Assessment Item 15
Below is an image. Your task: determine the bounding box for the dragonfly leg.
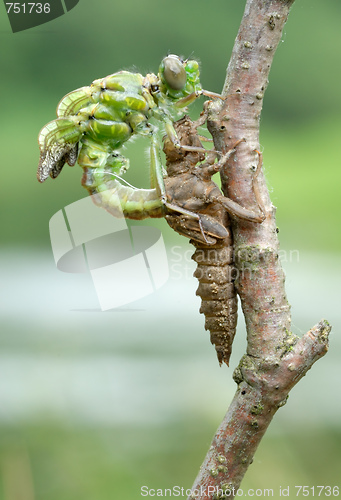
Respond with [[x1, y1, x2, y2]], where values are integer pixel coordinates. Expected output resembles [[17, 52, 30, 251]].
[[174, 88, 224, 110], [149, 132, 167, 199], [148, 130, 216, 244], [210, 149, 266, 223], [163, 117, 217, 155]]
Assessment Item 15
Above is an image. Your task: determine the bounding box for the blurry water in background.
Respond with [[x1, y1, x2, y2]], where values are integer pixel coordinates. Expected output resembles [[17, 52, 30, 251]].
[[1, 246, 340, 429], [1, 246, 340, 499]]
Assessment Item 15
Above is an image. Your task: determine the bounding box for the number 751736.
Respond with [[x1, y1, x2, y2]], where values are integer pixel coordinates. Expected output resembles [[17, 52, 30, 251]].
[[6, 3, 51, 14]]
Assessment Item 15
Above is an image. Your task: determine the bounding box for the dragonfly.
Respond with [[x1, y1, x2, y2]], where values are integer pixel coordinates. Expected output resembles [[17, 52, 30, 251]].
[[37, 54, 222, 223]]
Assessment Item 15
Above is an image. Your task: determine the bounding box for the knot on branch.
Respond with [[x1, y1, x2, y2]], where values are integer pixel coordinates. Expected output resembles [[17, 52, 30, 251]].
[[232, 320, 330, 409], [233, 354, 282, 393]]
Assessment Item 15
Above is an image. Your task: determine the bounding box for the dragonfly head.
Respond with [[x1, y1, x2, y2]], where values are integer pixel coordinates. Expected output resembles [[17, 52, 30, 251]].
[[158, 55, 202, 101]]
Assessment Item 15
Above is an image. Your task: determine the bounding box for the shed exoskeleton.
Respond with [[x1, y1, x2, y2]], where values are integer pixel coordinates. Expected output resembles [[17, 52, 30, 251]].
[[163, 116, 265, 365]]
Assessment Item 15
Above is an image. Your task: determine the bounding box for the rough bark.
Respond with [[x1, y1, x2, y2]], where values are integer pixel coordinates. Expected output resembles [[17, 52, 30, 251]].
[[189, 1, 331, 498]]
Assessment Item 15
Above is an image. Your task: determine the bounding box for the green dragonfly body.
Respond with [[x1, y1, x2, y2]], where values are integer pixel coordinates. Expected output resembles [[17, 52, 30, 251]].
[[37, 55, 217, 219]]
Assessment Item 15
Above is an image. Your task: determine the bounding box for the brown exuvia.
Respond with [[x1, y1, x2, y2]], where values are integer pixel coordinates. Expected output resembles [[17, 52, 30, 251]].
[[163, 115, 264, 365]]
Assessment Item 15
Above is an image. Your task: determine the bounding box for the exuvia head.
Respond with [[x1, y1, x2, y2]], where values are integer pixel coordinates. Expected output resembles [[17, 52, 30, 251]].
[[158, 54, 202, 100]]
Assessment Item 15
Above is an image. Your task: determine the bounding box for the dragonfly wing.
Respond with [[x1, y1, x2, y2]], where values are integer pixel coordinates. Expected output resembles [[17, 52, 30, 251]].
[[37, 118, 81, 182]]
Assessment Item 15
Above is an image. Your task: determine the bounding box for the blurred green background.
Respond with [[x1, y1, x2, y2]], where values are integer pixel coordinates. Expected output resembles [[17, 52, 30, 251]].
[[0, 0, 340, 499]]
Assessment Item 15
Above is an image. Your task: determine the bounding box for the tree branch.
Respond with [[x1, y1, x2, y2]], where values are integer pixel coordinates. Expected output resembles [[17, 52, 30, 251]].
[[189, 0, 331, 497]]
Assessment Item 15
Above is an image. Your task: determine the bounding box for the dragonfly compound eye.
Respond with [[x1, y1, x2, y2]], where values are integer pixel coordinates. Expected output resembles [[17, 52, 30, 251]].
[[162, 55, 187, 90]]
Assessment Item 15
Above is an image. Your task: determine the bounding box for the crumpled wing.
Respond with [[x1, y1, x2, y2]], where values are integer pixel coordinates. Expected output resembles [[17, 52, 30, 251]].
[[37, 118, 81, 183]]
